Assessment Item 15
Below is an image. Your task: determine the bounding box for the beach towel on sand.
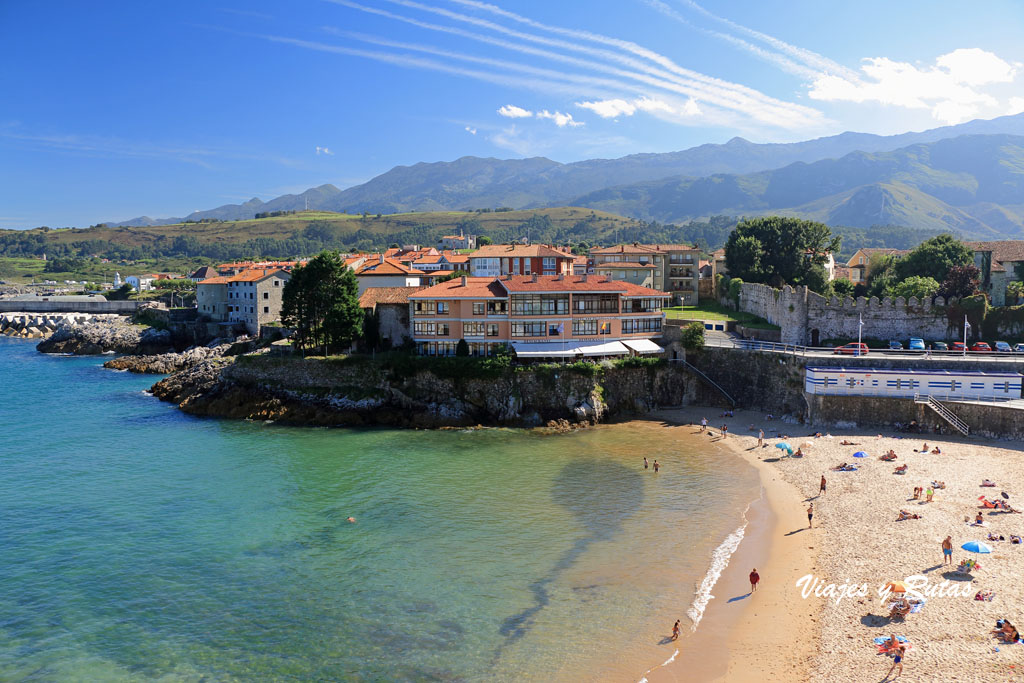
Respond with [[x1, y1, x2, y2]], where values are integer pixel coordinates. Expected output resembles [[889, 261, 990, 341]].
[[874, 636, 909, 645]]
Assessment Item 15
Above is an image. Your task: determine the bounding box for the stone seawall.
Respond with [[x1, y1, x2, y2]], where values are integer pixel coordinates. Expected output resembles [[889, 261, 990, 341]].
[[150, 355, 699, 428], [1, 312, 122, 339], [806, 394, 1024, 441], [0, 300, 140, 314]]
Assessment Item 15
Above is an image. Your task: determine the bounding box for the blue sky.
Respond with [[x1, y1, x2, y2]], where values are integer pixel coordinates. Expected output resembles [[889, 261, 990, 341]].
[[2, 0, 1024, 228]]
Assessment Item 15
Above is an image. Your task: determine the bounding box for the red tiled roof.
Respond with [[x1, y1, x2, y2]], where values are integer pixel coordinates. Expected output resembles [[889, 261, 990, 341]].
[[469, 244, 574, 259], [966, 241, 1024, 270], [355, 258, 426, 276], [410, 277, 507, 299], [499, 275, 667, 295], [359, 286, 419, 307], [594, 261, 657, 269], [590, 243, 698, 255], [198, 275, 233, 285], [229, 268, 289, 283]]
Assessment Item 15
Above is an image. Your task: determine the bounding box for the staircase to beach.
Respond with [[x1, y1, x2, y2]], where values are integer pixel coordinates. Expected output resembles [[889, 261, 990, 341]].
[[914, 394, 970, 436]]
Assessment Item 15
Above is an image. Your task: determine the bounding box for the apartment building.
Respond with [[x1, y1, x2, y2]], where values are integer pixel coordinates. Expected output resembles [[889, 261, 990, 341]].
[[408, 274, 668, 358], [353, 256, 426, 294], [467, 244, 575, 278], [196, 268, 290, 334], [590, 243, 701, 305]]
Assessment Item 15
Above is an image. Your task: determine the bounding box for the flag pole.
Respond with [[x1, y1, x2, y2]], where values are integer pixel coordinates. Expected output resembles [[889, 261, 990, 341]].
[[963, 314, 968, 356], [857, 313, 863, 356]]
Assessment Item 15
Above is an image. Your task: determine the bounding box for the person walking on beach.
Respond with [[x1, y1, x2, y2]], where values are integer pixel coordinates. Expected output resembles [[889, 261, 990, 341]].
[[671, 619, 680, 640], [757, 429, 764, 447], [942, 535, 953, 565], [700, 417, 707, 432], [653, 460, 660, 473], [749, 568, 760, 593], [807, 503, 814, 528], [644, 457, 649, 470], [885, 643, 906, 679], [820, 475, 827, 496], [721, 424, 728, 438]]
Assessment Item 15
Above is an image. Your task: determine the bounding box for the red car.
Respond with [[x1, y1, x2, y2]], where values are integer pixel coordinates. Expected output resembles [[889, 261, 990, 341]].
[[970, 342, 993, 352], [833, 343, 869, 356], [951, 342, 967, 352]]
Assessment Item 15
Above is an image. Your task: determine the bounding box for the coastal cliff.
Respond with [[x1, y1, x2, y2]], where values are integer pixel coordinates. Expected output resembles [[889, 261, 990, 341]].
[[37, 318, 173, 355], [149, 354, 699, 428]]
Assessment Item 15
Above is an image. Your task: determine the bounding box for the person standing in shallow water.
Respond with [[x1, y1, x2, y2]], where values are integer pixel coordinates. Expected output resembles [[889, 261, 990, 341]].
[[653, 460, 660, 473], [643, 457, 649, 470], [671, 619, 680, 640]]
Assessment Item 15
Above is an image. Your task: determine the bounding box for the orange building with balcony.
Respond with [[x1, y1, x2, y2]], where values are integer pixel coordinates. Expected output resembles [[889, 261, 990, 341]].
[[408, 274, 668, 358]]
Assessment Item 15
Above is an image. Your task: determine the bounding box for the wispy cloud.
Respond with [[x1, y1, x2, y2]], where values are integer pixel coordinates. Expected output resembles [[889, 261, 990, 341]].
[[498, 104, 533, 118], [464, 126, 477, 134], [809, 48, 1018, 124], [315, 145, 334, 155]]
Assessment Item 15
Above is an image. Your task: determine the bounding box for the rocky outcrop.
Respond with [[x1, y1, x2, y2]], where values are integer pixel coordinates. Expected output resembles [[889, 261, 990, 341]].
[[103, 343, 231, 373], [148, 355, 699, 428], [37, 318, 173, 355]]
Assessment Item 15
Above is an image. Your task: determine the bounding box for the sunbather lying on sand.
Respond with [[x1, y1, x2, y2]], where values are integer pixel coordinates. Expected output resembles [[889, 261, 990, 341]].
[[832, 463, 855, 471], [932, 481, 946, 489], [881, 453, 897, 461], [896, 510, 921, 521], [888, 598, 911, 618], [840, 439, 859, 445], [975, 589, 995, 601], [931, 447, 942, 454], [994, 620, 1020, 643], [982, 479, 996, 487], [1012, 535, 1023, 544], [894, 464, 908, 474], [987, 532, 1006, 541]]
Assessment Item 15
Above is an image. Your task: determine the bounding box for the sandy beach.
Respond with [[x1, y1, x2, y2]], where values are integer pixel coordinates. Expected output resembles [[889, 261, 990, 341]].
[[654, 407, 1024, 682]]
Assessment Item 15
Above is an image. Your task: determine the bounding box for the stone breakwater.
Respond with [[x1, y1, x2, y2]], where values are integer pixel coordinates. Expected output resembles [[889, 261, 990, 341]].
[[1, 312, 118, 339], [104, 343, 232, 374], [37, 318, 173, 355], [149, 355, 699, 429]]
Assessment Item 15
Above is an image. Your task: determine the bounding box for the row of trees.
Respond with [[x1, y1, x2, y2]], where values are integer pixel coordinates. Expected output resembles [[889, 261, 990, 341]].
[[863, 234, 980, 300]]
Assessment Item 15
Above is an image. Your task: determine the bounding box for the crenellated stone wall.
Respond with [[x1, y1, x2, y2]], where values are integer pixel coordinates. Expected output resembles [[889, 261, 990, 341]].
[[739, 282, 963, 345]]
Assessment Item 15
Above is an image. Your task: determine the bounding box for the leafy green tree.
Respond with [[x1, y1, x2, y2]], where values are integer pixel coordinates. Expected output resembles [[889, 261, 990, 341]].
[[680, 321, 705, 350], [1007, 280, 1024, 305], [830, 277, 854, 298], [455, 339, 470, 357], [281, 251, 363, 356], [477, 235, 493, 246], [437, 270, 470, 283], [723, 217, 840, 292], [891, 275, 939, 300], [865, 253, 899, 298], [894, 234, 972, 283], [937, 264, 981, 300]]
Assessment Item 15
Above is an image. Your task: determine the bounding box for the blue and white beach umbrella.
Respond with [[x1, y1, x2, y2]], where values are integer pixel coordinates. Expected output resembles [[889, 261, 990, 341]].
[[853, 451, 868, 458], [775, 442, 792, 451], [961, 541, 993, 554]]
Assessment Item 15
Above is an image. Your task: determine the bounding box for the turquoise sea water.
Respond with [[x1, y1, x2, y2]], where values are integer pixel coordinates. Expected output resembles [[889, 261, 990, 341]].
[[0, 337, 757, 681]]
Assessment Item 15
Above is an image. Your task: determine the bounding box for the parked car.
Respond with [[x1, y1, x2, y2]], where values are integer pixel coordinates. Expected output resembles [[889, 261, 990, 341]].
[[970, 342, 993, 352], [888, 340, 903, 350], [932, 341, 949, 351], [908, 338, 925, 351], [1015, 343, 1024, 353], [952, 342, 967, 352], [833, 342, 869, 356], [995, 341, 1013, 352]]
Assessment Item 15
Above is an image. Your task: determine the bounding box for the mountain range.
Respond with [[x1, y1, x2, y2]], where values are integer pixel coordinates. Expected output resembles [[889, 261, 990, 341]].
[[109, 113, 1024, 237]]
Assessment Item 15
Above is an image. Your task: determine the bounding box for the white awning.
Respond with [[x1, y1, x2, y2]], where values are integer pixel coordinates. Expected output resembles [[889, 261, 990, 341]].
[[623, 339, 664, 354], [576, 340, 630, 356], [510, 341, 577, 358]]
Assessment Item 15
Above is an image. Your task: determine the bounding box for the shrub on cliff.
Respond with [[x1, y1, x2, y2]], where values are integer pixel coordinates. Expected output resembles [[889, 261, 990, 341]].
[[681, 321, 705, 350]]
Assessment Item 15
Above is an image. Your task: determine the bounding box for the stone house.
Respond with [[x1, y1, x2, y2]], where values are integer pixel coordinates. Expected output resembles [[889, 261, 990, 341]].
[[358, 286, 417, 348], [845, 248, 909, 285], [967, 241, 1024, 306], [353, 256, 425, 294], [196, 268, 290, 334]]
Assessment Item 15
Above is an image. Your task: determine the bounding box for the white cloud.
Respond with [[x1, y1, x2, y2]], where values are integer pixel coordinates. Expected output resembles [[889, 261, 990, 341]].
[[464, 126, 477, 134], [315, 146, 334, 155], [1008, 97, 1024, 116], [809, 48, 1018, 124], [536, 110, 584, 127], [497, 104, 533, 118], [576, 98, 636, 118]]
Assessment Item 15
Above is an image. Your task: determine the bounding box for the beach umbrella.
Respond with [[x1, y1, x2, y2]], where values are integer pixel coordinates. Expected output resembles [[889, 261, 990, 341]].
[[853, 451, 868, 458], [775, 442, 792, 451], [883, 581, 908, 594], [961, 541, 993, 554]]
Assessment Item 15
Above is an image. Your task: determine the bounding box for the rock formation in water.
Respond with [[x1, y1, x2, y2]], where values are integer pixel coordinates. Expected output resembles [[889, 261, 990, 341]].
[[103, 343, 232, 373], [37, 318, 173, 355]]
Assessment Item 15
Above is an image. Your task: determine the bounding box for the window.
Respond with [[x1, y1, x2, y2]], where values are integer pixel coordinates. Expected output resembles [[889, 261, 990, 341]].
[[621, 318, 662, 333], [573, 319, 597, 336], [263, 292, 269, 299], [414, 300, 436, 314], [512, 259, 520, 274], [472, 302, 486, 315], [542, 257, 556, 273], [511, 321, 547, 337], [548, 323, 564, 336], [599, 320, 611, 335], [437, 323, 450, 336], [463, 322, 486, 336], [487, 300, 508, 314], [263, 306, 269, 314], [623, 298, 663, 313], [274, 280, 280, 286], [574, 294, 619, 313], [486, 323, 499, 337], [437, 301, 450, 314], [414, 321, 436, 336]]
